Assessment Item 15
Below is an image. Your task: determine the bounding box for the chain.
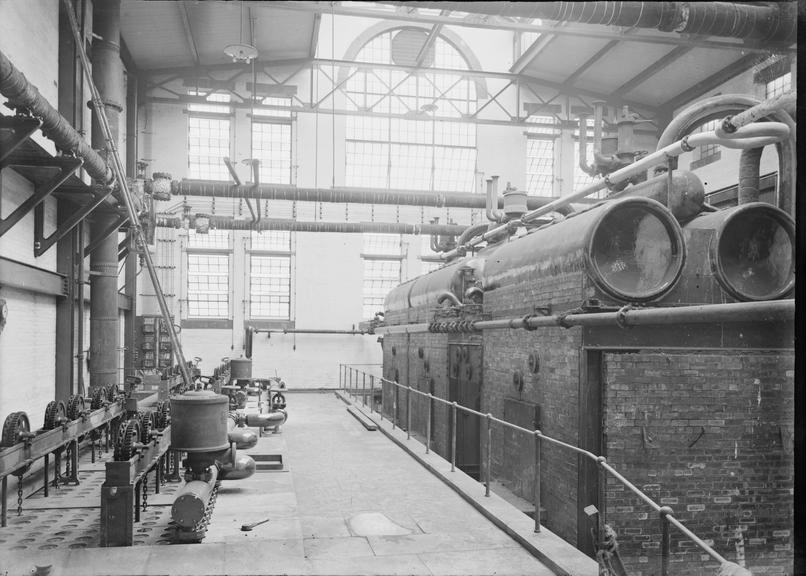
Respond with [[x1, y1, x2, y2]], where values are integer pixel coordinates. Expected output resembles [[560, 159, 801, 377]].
[[65, 444, 72, 479], [53, 450, 62, 489], [160, 456, 167, 485], [142, 473, 148, 512], [16, 477, 23, 516]]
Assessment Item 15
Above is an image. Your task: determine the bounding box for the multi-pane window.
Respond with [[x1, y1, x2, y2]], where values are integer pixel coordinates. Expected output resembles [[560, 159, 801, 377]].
[[525, 115, 558, 196], [188, 92, 231, 180], [345, 30, 477, 193], [187, 254, 229, 318], [690, 119, 720, 169], [188, 229, 229, 249], [250, 231, 291, 320], [362, 234, 402, 319], [250, 256, 291, 319], [363, 260, 401, 319], [765, 71, 791, 99], [252, 97, 292, 185]]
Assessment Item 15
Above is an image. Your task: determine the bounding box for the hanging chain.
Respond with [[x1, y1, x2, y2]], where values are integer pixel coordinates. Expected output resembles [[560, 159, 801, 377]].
[[142, 472, 149, 512], [16, 476, 23, 516], [65, 444, 72, 479], [53, 451, 62, 489]]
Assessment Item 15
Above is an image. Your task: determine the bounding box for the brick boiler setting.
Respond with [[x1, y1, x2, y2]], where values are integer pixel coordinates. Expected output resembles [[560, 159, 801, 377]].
[[0, 1, 799, 576]]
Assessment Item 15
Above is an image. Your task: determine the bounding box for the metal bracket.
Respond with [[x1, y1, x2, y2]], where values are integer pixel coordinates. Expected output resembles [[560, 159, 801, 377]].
[[0, 115, 43, 163], [0, 156, 83, 238], [84, 212, 129, 258], [34, 187, 113, 257]]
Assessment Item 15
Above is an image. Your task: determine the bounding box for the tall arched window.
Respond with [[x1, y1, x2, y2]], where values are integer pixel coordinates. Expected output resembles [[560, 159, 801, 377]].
[[344, 29, 478, 193]]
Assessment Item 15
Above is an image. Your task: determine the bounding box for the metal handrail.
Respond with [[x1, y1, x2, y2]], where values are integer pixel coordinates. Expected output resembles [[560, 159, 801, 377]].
[[339, 364, 732, 574]]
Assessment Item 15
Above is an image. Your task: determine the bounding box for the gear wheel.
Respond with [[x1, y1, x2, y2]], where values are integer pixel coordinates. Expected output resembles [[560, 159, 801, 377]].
[[139, 411, 154, 443], [91, 387, 107, 409], [67, 395, 85, 420], [114, 419, 141, 461], [2, 411, 31, 448], [43, 401, 66, 430]]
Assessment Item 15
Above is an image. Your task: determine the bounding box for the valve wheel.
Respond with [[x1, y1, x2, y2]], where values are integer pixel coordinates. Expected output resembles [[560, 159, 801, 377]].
[[271, 392, 287, 410], [114, 419, 141, 461], [43, 401, 66, 430], [67, 395, 85, 420], [91, 387, 107, 409], [1, 411, 31, 448]]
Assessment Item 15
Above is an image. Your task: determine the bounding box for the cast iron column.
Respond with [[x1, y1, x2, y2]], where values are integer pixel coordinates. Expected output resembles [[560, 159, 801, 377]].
[[89, 0, 123, 392]]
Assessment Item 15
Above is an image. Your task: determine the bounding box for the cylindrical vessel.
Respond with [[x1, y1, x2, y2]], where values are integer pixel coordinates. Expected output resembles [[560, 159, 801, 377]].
[[171, 465, 219, 529], [229, 358, 252, 381], [170, 390, 229, 452], [611, 170, 705, 222], [678, 203, 795, 302], [503, 188, 528, 219], [483, 197, 685, 303]]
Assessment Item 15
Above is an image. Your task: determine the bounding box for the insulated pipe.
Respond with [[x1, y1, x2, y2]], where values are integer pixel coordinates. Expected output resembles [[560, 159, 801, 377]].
[[375, 299, 794, 335], [380, 2, 797, 44], [0, 49, 114, 186], [244, 411, 287, 428], [654, 93, 795, 214], [578, 114, 596, 177], [436, 290, 463, 307], [89, 0, 123, 392], [217, 449, 256, 481], [485, 177, 505, 223], [171, 180, 559, 210], [253, 328, 373, 335], [738, 148, 763, 205], [455, 222, 489, 247], [156, 216, 467, 236]]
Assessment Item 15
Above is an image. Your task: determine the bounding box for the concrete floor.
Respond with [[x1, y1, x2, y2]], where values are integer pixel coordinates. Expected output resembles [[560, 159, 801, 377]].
[[1, 392, 557, 575]]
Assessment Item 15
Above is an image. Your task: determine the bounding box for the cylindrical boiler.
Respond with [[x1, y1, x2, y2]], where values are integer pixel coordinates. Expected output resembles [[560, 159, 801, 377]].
[[170, 390, 229, 452], [171, 465, 219, 529], [672, 202, 795, 302], [483, 197, 685, 303]]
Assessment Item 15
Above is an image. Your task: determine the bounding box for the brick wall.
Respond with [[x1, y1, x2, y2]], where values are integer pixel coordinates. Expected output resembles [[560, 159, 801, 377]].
[[603, 351, 794, 576]]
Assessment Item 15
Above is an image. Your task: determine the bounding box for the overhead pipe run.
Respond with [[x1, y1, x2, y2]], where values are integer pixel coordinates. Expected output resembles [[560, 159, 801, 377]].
[[380, 2, 797, 44], [170, 179, 562, 210], [156, 215, 468, 236], [0, 49, 114, 187]]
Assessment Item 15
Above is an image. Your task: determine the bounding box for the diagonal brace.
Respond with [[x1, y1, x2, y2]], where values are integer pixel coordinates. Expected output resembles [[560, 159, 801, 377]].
[[0, 116, 43, 163], [35, 187, 112, 257], [0, 157, 83, 238]]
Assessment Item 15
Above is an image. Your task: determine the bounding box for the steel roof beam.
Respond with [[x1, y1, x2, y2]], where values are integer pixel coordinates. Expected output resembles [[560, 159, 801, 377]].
[[612, 46, 692, 98], [178, 2, 200, 67]]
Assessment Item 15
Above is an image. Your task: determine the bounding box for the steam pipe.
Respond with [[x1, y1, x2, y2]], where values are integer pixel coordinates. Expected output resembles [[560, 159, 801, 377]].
[[253, 328, 374, 335], [456, 222, 489, 247], [485, 177, 505, 222], [171, 179, 560, 210], [578, 114, 596, 177], [436, 290, 463, 307], [378, 2, 796, 44], [0, 49, 115, 186], [656, 93, 795, 215], [738, 148, 763, 205], [376, 300, 794, 335], [156, 215, 467, 236]]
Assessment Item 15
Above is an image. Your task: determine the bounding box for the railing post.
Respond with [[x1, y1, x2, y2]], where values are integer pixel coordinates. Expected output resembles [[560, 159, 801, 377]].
[[450, 401, 457, 472], [426, 393, 432, 454], [392, 385, 397, 430], [363, 372, 367, 407], [339, 364, 342, 389], [349, 367, 353, 395], [485, 413, 492, 497], [370, 375, 375, 413], [533, 430, 541, 532], [379, 378, 384, 421], [660, 506, 673, 576], [406, 385, 412, 440]]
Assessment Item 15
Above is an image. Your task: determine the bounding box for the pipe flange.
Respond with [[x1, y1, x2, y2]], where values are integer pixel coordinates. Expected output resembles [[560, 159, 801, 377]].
[[616, 305, 635, 329], [555, 312, 574, 329], [522, 314, 538, 331]]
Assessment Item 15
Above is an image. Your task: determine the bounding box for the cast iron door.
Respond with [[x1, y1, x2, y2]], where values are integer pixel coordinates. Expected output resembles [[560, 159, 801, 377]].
[[448, 343, 482, 478]]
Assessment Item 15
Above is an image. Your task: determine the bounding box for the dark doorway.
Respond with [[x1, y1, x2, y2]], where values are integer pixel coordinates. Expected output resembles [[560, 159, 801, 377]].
[[577, 349, 603, 556], [448, 343, 482, 479]]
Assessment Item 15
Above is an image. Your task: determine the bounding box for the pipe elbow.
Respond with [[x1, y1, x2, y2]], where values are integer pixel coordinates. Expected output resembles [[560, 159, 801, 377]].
[[436, 290, 462, 307]]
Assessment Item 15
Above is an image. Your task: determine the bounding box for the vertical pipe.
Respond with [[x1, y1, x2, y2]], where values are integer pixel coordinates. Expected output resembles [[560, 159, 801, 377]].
[[533, 431, 541, 532], [426, 393, 432, 454], [89, 0, 123, 394], [124, 230, 137, 381], [485, 414, 492, 497], [76, 220, 86, 394], [363, 372, 366, 407], [370, 375, 375, 413], [407, 385, 412, 440], [451, 402, 457, 472]]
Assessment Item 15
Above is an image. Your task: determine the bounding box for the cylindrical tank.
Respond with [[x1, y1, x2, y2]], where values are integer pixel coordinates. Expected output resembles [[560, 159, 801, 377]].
[[483, 197, 685, 303], [680, 203, 795, 301], [503, 186, 528, 220], [611, 170, 705, 222], [171, 465, 219, 529], [170, 390, 229, 452], [229, 358, 252, 380]]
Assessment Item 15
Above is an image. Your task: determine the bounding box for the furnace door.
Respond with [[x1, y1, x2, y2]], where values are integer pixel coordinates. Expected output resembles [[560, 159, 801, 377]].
[[448, 343, 482, 479]]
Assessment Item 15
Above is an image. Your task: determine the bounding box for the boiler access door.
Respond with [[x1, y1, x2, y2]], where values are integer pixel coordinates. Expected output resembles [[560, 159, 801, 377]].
[[448, 343, 482, 479]]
